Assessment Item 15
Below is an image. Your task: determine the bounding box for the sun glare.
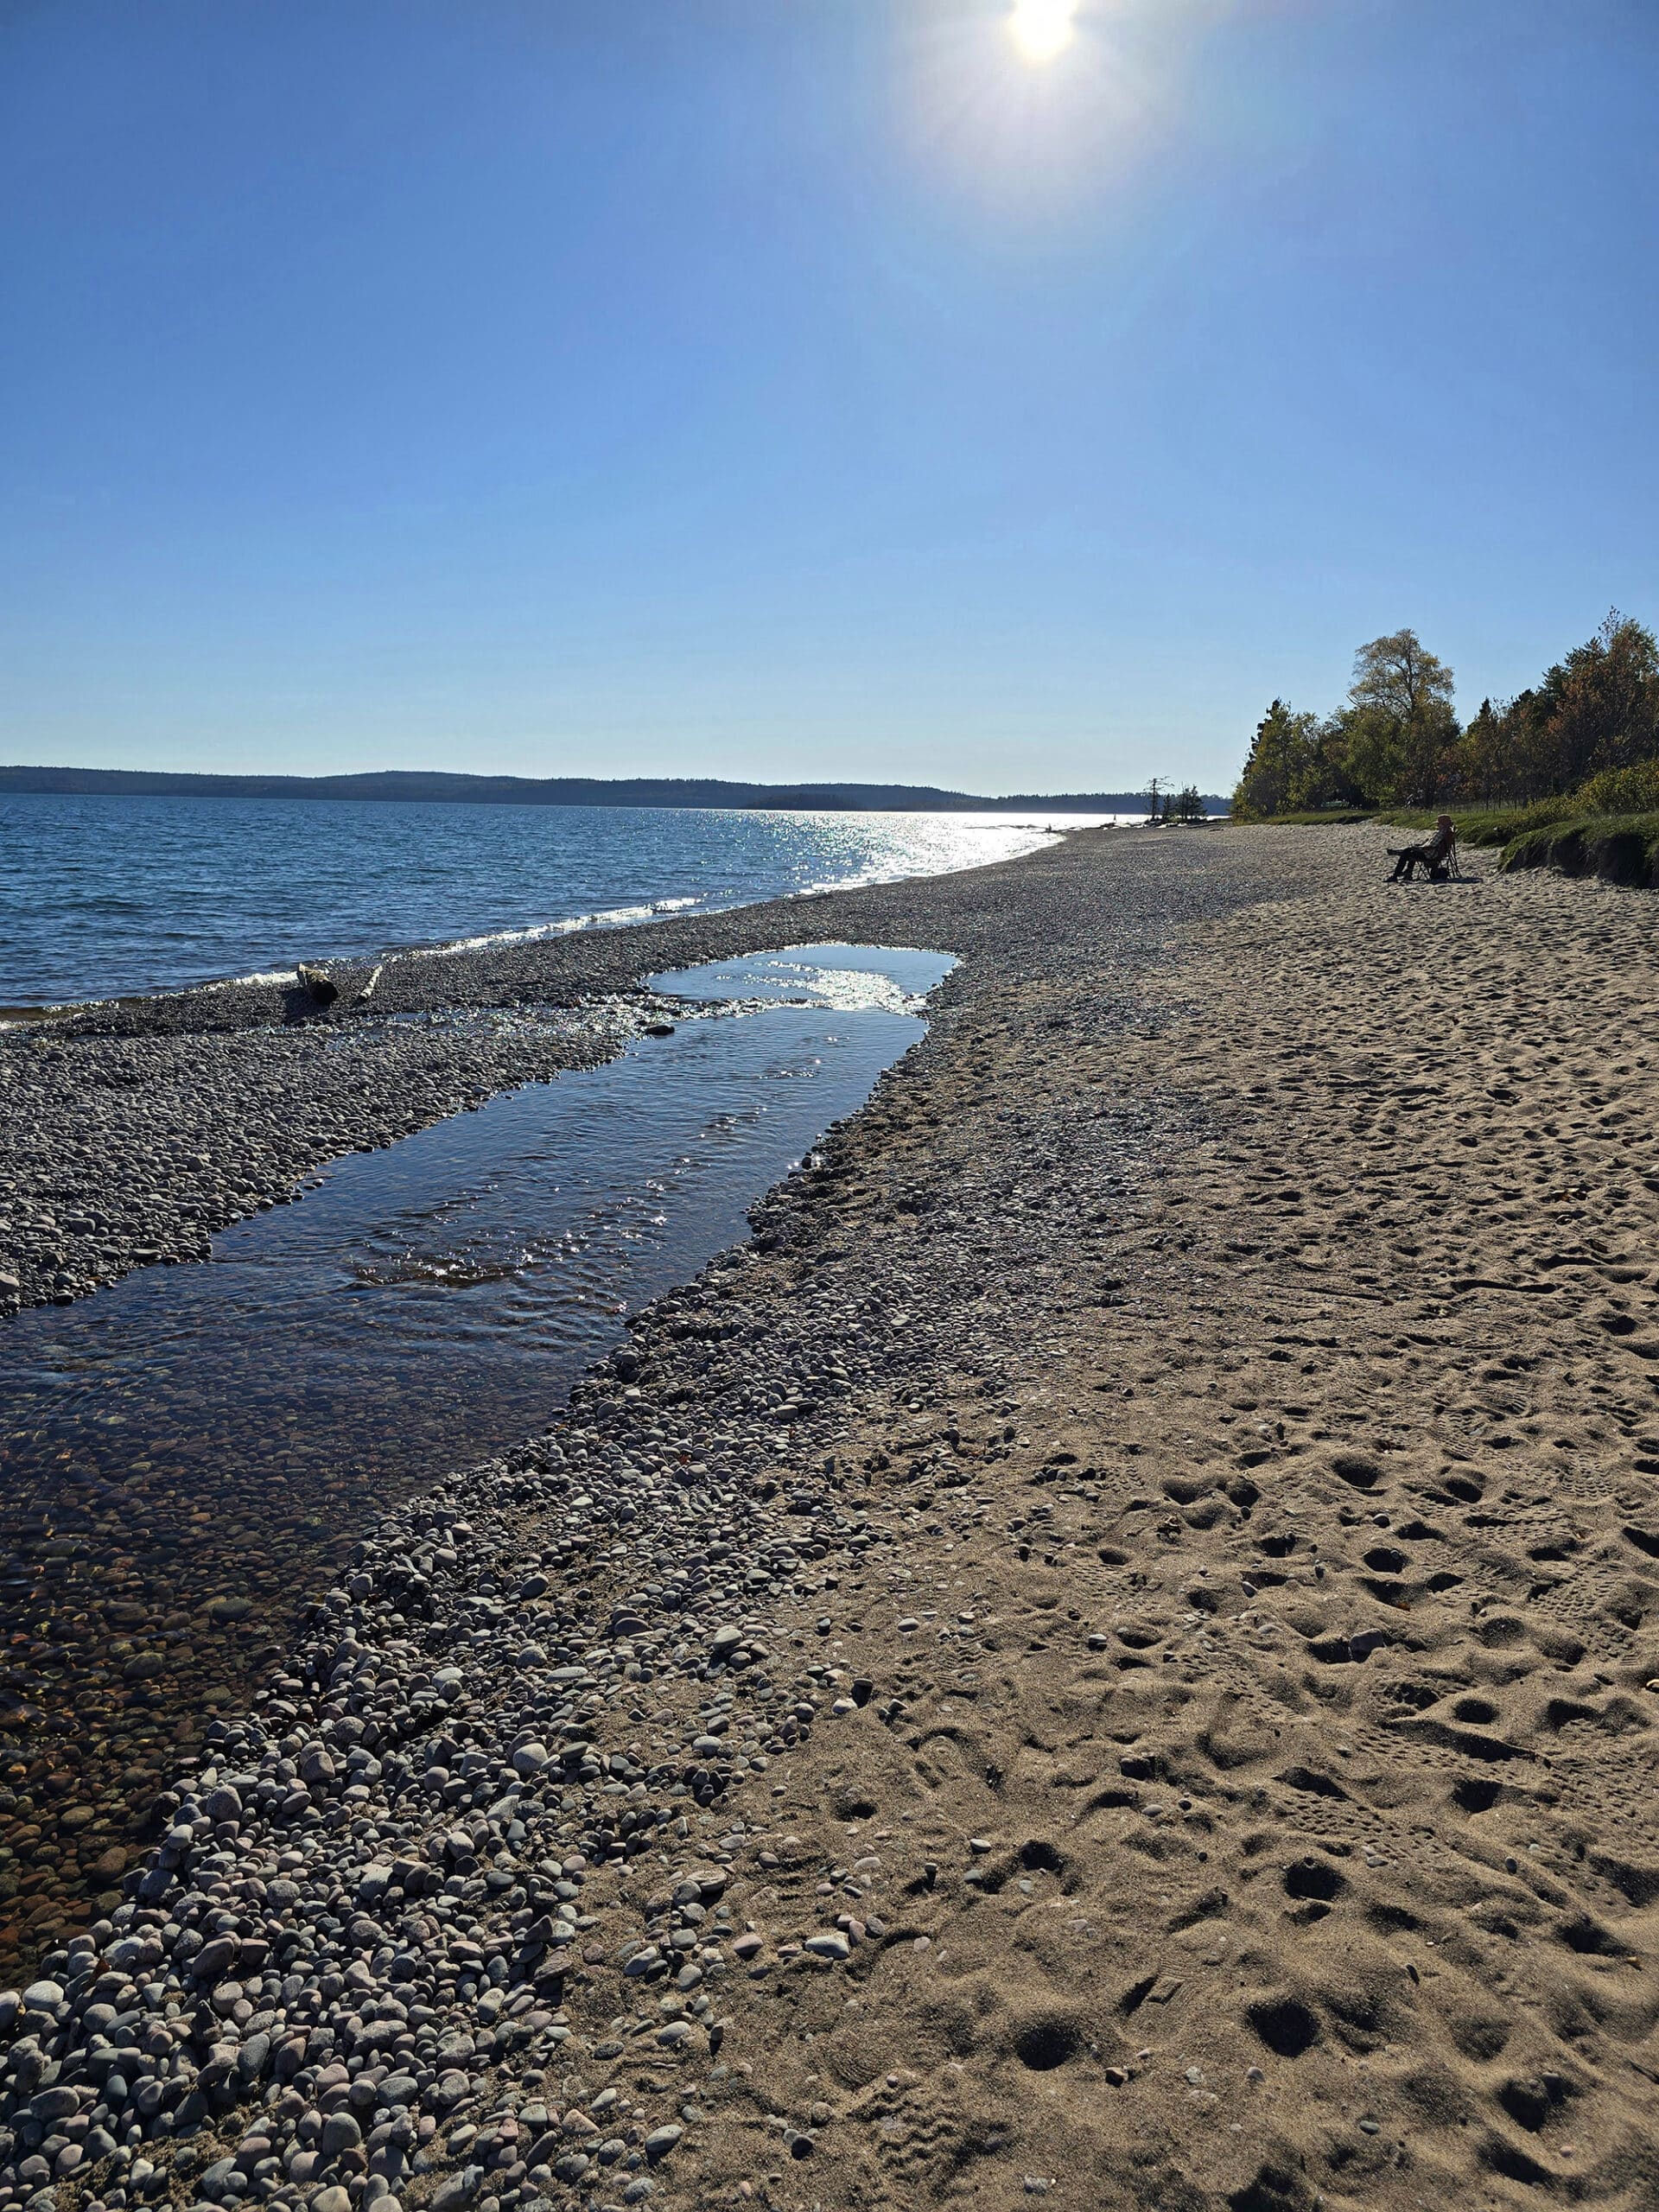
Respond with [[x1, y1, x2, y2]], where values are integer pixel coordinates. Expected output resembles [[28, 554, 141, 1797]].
[[1007, 0, 1079, 65]]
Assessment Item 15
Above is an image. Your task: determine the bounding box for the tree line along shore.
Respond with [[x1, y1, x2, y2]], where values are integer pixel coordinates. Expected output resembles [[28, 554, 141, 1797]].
[[1230, 612, 1659, 888]]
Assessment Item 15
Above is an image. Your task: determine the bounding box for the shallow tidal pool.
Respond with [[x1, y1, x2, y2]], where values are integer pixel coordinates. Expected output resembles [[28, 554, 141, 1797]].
[[0, 945, 952, 1963]]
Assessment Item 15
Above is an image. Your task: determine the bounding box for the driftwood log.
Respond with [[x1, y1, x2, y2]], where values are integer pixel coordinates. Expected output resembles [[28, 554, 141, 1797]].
[[296, 963, 339, 1007]]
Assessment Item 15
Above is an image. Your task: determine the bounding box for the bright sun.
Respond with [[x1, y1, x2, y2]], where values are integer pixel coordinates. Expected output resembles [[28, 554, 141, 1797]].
[[1007, 0, 1080, 65]]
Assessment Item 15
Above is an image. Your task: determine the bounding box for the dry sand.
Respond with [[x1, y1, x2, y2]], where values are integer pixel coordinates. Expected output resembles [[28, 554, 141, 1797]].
[[653, 825, 1659, 2212]]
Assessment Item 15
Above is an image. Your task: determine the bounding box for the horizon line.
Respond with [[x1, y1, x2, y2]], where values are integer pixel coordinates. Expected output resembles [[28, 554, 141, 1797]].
[[0, 764, 1228, 812]]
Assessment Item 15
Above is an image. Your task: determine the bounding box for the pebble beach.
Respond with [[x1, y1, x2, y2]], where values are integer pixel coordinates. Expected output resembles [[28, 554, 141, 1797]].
[[4, 822, 1659, 2212]]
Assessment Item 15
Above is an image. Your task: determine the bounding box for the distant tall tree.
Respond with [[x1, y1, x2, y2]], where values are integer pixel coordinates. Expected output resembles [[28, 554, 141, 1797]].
[[1337, 630, 1459, 805], [1231, 701, 1327, 819], [1173, 784, 1205, 823]]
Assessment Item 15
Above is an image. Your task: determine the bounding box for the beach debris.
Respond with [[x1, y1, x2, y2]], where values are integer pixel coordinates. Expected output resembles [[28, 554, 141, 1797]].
[[296, 962, 340, 1007]]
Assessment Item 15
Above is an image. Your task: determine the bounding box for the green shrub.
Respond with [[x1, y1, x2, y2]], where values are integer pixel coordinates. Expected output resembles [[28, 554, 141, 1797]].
[[1573, 760, 1659, 814]]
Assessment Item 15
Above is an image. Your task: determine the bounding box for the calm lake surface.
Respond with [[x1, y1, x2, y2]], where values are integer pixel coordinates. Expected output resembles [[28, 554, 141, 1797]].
[[0, 792, 1109, 1005]]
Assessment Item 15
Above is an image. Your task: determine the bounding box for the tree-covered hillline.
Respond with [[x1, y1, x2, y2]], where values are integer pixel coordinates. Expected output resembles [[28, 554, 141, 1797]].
[[1233, 612, 1659, 825], [0, 767, 1226, 815]]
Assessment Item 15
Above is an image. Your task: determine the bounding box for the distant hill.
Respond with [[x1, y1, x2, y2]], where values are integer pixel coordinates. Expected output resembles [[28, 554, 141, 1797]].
[[0, 765, 1225, 813]]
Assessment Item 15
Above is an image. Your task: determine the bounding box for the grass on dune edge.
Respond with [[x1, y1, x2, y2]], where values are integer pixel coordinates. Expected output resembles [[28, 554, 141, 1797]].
[[1498, 810, 1659, 887], [1226, 807, 1379, 826], [1224, 804, 1548, 837], [1379, 801, 1573, 845], [1229, 803, 1659, 887]]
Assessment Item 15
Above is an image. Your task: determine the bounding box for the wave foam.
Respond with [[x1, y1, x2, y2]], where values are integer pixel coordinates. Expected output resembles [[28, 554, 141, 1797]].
[[410, 894, 704, 961]]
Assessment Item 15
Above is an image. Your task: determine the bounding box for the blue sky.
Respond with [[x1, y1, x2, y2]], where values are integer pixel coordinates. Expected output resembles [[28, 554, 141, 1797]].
[[3, 1, 1656, 792]]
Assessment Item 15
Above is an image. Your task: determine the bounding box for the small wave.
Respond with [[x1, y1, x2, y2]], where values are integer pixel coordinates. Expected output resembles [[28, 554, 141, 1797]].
[[410, 894, 704, 962], [2, 965, 304, 1022]]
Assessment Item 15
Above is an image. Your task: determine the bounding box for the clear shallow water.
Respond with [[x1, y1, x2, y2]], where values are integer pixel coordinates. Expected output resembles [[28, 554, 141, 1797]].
[[0, 790, 1100, 1006], [0, 945, 950, 1955]]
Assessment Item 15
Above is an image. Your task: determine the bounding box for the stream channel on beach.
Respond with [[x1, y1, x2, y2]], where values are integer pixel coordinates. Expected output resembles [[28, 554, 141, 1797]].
[[0, 944, 952, 1966]]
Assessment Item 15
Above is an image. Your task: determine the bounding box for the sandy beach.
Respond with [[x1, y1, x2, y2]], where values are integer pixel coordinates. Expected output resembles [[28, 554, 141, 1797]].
[[670, 824, 1659, 2212], [3, 823, 1658, 2212]]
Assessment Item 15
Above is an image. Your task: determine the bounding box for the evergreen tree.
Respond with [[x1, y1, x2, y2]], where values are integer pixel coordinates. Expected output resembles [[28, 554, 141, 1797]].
[[1506, 611, 1659, 792], [1453, 697, 1517, 800], [1231, 701, 1325, 818]]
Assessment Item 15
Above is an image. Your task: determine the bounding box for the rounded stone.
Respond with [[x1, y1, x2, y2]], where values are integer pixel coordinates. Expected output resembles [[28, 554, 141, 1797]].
[[321, 2110, 363, 2157]]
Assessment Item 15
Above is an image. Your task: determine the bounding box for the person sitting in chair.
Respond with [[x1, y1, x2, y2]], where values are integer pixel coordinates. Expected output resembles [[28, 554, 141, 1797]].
[[1387, 814, 1458, 882]]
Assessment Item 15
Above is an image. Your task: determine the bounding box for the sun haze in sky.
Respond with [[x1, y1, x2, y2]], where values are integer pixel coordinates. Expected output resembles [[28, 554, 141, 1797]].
[[2, 2, 1656, 793], [1007, 0, 1080, 65]]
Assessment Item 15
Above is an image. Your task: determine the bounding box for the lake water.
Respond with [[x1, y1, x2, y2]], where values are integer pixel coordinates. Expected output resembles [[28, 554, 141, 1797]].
[[0, 945, 950, 1962], [0, 791, 1121, 1007]]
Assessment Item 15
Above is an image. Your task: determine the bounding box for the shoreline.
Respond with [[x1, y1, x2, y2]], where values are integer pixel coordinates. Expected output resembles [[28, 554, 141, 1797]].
[[0, 815, 1146, 1032], [0, 824, 1182, 1323], [0, 826, 1268, 2071], [0, 826, 1251, 1967], [4, 823, 1657, 2212]]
